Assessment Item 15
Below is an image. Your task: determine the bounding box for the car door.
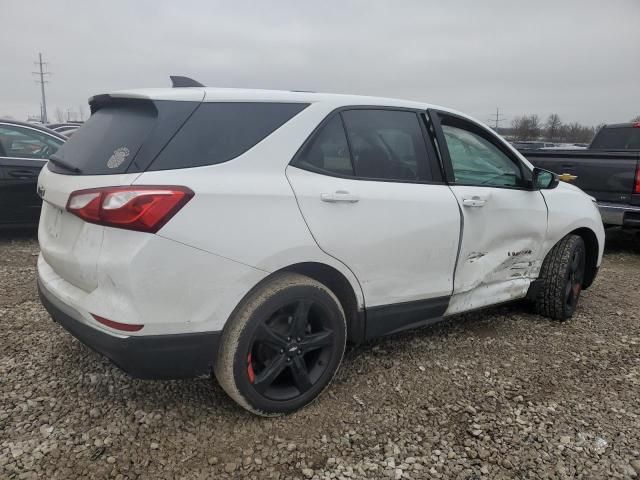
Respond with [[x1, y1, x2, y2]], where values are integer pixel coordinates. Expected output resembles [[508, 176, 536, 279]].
[[286, 108, 462, 338], [428, 110, 548, 314], [0, 123, 63, 225]]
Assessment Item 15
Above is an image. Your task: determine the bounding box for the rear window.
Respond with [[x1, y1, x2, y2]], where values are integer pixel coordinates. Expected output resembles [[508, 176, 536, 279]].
[[48, 100, 307, 175], [50, 100, 160, 175], [149, 102, 308, 171], [590, 127, 640, 150]]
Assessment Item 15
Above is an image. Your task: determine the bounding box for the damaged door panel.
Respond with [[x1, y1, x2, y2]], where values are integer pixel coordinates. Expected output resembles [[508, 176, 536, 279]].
[[445, 185, 547, 313], [427, 109, 548, 314]]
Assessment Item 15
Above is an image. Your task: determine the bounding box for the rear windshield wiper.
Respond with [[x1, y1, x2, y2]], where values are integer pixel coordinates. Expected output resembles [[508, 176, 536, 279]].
[[49, 154, 82, 174]]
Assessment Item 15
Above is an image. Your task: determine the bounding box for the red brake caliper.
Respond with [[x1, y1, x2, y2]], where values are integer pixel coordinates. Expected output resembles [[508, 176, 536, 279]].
[[247, 353, 255, 384], [573, 283, 582, 297]]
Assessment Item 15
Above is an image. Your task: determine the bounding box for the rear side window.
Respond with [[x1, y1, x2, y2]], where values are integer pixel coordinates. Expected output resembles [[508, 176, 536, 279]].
[[590, 127, 640, 150], [341, 109, 430, 181], [150, 102, 308, 171], [296, 116, 354, 176]]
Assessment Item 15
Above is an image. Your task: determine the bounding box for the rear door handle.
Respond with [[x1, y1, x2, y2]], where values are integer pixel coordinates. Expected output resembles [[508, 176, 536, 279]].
[[461, 195, 487, 207], [320, 191, 359, 203], [8, 169, 36, 179]]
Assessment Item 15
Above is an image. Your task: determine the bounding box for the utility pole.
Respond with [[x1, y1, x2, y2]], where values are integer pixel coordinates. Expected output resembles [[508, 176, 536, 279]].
[[488, 107, 505, 130], [32, 53, 51, 124]]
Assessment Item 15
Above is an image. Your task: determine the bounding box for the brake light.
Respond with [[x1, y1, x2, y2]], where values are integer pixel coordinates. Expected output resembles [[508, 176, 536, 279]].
[[633, 121, 640, 128], [66, 186, 193, 233], [635, 163, 640, 194]]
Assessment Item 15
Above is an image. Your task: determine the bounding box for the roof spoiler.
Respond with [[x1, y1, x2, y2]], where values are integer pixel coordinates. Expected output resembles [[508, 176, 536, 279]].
[[170, 76, 205, 88]]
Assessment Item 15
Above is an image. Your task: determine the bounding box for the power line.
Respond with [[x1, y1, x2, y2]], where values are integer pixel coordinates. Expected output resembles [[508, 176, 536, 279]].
[[32, 53, 51, 124], [488, 107, 505, 130]]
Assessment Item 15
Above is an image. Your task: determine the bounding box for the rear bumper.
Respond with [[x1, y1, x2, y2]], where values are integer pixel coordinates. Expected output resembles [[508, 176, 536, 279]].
[[598, 202, 640, 227], [38, 279, 221, 379]]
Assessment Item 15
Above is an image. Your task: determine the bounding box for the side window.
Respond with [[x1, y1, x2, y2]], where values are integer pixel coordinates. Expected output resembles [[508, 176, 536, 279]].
[[0, 124, 62, 159], [341, 110, 429, 181], [150, 102, 308, 171], [441, 123, 523, 188], [296, 116, 353, 176]]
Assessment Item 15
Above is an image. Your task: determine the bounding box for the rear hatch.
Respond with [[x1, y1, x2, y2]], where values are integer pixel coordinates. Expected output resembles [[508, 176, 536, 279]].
[[37, 90, 308, 292], [37, 92, 203, 291], [38, 171, 142, 291]]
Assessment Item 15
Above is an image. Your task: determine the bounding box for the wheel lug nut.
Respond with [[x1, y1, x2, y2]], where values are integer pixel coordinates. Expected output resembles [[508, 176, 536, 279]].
[[286, 336, 291, 342], [287, 357, 291, 362], [296, 337, 301, 342], [297, 350, 302, 355], [280, 349, 284, 353]]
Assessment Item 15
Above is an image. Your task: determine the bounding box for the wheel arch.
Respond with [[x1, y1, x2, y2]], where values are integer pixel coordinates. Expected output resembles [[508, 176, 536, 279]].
[[276, 262, 365, 344], [569, 227, 599, 289]]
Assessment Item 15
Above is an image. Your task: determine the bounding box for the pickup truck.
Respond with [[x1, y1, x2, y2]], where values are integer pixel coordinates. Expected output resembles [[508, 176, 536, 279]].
[[521, 122, 640, 229]]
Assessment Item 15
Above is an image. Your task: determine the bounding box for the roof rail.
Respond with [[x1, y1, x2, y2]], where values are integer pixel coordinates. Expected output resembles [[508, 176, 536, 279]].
[[170, 76, 205, 88]]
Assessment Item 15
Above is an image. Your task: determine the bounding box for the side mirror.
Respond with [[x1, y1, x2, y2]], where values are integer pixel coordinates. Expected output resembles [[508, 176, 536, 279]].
[[533, 168, 559, 190]]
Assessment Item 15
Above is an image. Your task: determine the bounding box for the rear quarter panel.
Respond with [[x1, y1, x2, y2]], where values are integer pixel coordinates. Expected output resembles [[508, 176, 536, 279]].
[[135, 102, 366, 309]]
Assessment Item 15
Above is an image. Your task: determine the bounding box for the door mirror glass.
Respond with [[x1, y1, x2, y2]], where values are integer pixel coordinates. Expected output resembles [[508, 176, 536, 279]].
[[533, 168, 559, 189]]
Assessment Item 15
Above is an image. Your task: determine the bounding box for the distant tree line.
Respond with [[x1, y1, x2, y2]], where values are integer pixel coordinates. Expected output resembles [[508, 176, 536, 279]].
[[508, 114, 603, 144]]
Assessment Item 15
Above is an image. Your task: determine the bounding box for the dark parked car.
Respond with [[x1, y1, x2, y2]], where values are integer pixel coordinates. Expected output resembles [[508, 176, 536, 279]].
[[0, 119, 66, 227], [46, 122, 83, 137], [512, 141, 557, 150], [520, 122, 640, 229]]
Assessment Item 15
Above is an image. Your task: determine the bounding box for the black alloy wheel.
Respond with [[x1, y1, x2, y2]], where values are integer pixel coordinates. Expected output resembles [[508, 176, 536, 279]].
[[215, 273, 346, 415], [247, 299, 336, 401]]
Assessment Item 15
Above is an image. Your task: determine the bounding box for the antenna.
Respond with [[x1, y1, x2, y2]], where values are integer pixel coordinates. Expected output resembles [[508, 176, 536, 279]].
[[170, 76, 205, 88], [32, 53, 52, 123]]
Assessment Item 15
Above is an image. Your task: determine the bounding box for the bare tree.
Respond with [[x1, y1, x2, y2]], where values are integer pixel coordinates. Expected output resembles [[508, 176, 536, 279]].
[[545, 114, 562, 142], [511, 114, 541, 141], [632, 115, 640, 122], [55, 107, 65, 123], [529, 115, 541, 139]]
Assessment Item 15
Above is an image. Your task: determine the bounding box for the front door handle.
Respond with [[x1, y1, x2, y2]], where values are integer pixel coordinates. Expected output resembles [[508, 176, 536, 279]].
[[461, 195, 487, 207], [320, 191, 359, 203]]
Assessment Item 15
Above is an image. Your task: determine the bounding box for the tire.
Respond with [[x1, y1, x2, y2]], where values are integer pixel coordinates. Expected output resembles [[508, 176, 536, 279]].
[[214, 272, 347, 416], [534, 234, 586, 321]]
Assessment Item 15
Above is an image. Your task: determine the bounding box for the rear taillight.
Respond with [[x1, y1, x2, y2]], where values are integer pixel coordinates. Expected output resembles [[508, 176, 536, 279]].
[[66, 186, 193, 233], [635, 163, 640, 194], [633, 121, 640, 128]]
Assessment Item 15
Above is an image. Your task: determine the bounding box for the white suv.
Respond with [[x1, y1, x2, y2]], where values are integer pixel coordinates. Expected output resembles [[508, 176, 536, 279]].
[[37, 84, 604, 415]]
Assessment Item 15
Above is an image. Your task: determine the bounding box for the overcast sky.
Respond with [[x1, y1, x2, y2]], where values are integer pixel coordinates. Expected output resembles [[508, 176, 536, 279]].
[[1, 0, 639, 126]]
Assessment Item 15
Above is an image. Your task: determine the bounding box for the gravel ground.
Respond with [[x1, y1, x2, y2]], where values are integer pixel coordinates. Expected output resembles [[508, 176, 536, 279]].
[[1, 229, 639, 480]]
